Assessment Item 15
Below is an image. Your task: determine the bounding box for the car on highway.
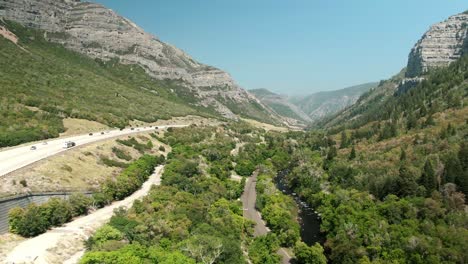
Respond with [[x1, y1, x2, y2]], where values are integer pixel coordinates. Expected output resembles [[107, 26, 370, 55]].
[[131, 128, 135, 130], [63, 141, 76, 149], [30, 146, 37, 150], [100, 132, 105, 135], [89, 133, 93, 136]]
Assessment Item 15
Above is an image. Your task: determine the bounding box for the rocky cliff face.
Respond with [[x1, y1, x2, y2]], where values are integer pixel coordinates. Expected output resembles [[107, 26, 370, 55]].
[[406, 12, 468, 77], [0, 0, 274, 121]]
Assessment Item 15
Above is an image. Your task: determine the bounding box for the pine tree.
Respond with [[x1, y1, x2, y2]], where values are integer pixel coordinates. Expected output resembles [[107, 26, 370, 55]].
[[400, 148, 407, 162], [327, 146, 337, 161], [406, 112, 417, 130], [424, 114, 435, 127], [443, 152, 463, 185], [456, 143, 468, 195], [420, 159, 437, 196], [340, 131, 349, 149], [459, 142, 468, 171], [349, 146, 356, 160], [397, 164, 418, 197]]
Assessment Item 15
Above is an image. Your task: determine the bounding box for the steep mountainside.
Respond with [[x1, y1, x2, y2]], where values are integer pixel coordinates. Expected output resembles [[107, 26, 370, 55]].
[[320, 11, 468, 130], [0, 0, 278, 123], [250, 83, 376, 126], [289, 82, 377, 123], [249, 89, 312, 126], [407, 11, 468, 77]]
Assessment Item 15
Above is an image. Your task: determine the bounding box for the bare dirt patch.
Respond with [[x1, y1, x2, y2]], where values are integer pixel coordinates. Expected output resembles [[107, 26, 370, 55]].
[[0, 233, 24, 261], [130, 115, 223, 127], [61, 118, 110, 137], [241, 118, 289, 132], [0, 26, 18, 44]]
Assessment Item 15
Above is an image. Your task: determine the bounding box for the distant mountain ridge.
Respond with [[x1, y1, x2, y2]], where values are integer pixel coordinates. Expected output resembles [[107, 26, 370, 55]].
[[0, 0, 279, 123], [249, 89, 312, 126], [249, 82, 377, 125], [289, 82, 377, 123]]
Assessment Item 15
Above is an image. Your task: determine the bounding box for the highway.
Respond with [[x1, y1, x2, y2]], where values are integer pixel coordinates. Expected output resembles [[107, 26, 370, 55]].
[[0, 125, 187, 177]]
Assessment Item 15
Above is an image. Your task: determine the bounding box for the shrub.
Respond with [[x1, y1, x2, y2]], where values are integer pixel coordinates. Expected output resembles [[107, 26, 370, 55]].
[[9, 204, 49, 237], [86, 224, 124, 250], [68, 193, 93, 217], [248, 234, 281, 264], [235, 159, 256, 176], [19, 179, 27, 187], [92, 192, 112, 208], [8, 207, 25, 234], [159, 145, 166, 152], [103, 155, 161, 200], [293, 242, 327, 264], [41, 198, 72, 226], [101, 156, 129, 168], [112, 147, 132, 161]]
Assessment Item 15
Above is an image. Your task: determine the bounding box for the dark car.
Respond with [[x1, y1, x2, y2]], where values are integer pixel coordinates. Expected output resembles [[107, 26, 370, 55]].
[[30, 146, 37, 150], [101, 132, 105, 135], [89, 133, 93, 136], [131, 128, 135, 130]]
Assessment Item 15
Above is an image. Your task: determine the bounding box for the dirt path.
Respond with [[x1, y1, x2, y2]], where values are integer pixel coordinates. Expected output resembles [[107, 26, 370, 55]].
[[240, 172, 291, 263], [3, 165, 164, 264]]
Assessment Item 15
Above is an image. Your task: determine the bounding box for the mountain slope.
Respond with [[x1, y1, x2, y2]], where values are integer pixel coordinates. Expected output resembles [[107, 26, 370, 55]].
[[320, 11, 468, 130], [249, 89, 312, 125], [289, 82, 377, 123], [250, 83, 376, 126], [0, 20, 206, 146], [0, 0, 279, 124]]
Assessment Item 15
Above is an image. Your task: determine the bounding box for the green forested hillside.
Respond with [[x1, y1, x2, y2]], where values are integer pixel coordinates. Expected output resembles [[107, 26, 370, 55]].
[[0, 20, 212, 146], [280, 55, 468, 263]]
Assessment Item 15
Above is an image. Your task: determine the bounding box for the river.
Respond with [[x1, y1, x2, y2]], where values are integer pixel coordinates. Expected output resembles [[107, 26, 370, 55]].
[[275, 171, 325, 246]]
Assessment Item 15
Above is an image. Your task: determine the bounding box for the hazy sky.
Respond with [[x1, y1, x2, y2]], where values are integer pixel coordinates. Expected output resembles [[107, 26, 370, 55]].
[[93, 0, 466, 95]]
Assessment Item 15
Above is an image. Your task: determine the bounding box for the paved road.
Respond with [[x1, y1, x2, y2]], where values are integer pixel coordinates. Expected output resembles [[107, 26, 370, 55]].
[[0, 125, 187, 177], [241, 172, 269, 236], [240, 172, 292, 263], [4, 165, 164, 264]]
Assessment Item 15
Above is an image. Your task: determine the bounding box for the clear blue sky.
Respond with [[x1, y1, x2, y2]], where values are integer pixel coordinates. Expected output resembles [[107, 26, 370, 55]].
[[93, 0, 466, 94]]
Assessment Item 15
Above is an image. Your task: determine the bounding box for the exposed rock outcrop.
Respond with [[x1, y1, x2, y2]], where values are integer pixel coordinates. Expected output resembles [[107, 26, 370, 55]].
[[406, 12, 468, 77], [0, 0, 275, 121]]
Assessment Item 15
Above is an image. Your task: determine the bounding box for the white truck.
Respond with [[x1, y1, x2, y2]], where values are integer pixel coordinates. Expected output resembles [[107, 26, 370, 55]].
[[63, 141, 76, 149]]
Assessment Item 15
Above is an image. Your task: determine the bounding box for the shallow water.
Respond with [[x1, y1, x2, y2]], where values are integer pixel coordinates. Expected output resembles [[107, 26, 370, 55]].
[[275, 171, 325, 246]]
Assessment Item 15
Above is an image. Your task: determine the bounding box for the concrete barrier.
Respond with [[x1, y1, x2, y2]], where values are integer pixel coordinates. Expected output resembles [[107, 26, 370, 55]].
[[0, 191, 93, 234]]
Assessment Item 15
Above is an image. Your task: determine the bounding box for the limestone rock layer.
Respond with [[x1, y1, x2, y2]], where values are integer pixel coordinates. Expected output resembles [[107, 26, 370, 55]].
[[407, 12, 468, 77]]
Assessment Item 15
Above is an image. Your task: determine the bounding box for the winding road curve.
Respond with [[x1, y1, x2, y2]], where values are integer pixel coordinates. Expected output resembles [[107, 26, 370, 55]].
[[0, 125, 187, 177]]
